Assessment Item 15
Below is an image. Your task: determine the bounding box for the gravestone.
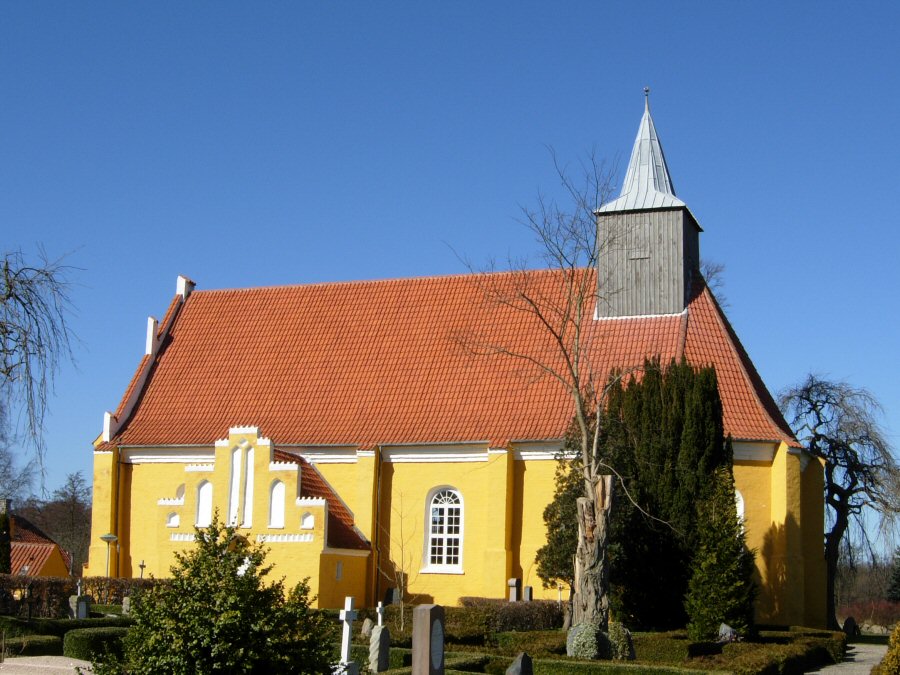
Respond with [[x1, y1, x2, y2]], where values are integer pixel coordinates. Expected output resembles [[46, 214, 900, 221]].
[[68, 595, 90, 619], [506, 652, 533, 675], [122, 596, 131, 616], [523, 586, 533, 602], [412, 604, 444, 675], [376, 601, 385, 627], [360, 617, 374, 638], [369, 623, 391, 673], [507, 578, 521, 602], [336, 596, 360, 675]]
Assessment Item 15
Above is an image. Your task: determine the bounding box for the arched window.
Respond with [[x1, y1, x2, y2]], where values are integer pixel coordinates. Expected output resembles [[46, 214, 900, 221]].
[[269, 480, 285, 528], [196, 480, 213, 527], [735, 490, 745, 523], [300, 512, 315, 530], [426, 488, 463, 570], [175, 484, 185, 502], [166, 512, 180, 528]]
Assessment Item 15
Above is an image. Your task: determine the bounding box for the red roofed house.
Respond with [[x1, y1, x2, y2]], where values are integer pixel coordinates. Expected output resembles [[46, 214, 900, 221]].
[[2, 501, 72, 578], [87, 99, 825, 626]]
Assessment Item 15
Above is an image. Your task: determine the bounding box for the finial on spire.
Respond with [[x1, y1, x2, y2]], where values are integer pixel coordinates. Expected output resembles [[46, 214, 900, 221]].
[[644, 86, 650, 112]]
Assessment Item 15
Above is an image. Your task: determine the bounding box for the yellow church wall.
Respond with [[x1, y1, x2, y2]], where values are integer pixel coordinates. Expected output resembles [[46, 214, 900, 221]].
[[801, 456, 827, 627], [91, 428, 369, 612], [312, 455, 377, 542], [85, 448, 119, 577], [316, 553, 369, 608], [733, 458, 772, 561], [514, 457, 562, 600], [377, 450, 512, 606], [752, 442, 808, 626]]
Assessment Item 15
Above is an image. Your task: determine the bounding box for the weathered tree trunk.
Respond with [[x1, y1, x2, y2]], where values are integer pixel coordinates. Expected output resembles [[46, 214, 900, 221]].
[[824, 508, 849, 630], [573, 475, 613, 628]]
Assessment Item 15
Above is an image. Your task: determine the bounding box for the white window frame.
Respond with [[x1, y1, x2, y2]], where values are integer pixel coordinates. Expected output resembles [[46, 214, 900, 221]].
[[422, 487, 464, 574], [269, 480, 285, 529], [196, 480, 213, 527]]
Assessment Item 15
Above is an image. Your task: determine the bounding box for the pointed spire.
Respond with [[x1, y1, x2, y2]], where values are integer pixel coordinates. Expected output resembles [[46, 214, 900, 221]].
[[598, 88, 685, 212]]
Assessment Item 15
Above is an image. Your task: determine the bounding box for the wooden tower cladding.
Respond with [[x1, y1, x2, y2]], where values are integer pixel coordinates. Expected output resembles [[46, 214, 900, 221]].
[[596, 206, 700, 318]]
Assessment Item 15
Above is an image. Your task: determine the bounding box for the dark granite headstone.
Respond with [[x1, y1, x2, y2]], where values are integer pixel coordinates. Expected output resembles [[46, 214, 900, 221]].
[[505, 652, 533, 675]]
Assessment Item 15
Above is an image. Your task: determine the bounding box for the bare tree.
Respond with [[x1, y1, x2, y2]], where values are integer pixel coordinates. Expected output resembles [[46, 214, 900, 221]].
[[458, 151, 626, 627], [19, 471, 92, 574], [779, 374, 900, 629], [377, 491, 420, 632], [0, 249, 76, 466]]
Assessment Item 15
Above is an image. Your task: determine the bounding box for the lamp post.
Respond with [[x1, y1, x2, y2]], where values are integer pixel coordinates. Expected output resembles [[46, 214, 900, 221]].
[[100, 533, 118, 578]]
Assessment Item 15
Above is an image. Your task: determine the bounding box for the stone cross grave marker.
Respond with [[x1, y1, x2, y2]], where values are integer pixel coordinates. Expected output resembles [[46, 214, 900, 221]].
[[412, 604, 444, 675], [376, 601, 385, 627], [508, 578, 521, 602], [337, 596, 360, 675]]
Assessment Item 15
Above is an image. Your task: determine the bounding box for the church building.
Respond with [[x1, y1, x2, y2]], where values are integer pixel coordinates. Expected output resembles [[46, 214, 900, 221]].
[[87, 99, 826, 627]]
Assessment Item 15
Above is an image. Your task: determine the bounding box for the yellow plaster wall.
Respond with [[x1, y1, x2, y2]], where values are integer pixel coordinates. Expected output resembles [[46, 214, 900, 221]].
[[317, 553, 369, 608], [102, 429, 374, 609], [86, 449, 118, 577], [801, 456, 827, 627], [514, 458, 562, 600], [314, 457, 377, 542], [377, 451, 512, 606], [37, 547, 70, 578]]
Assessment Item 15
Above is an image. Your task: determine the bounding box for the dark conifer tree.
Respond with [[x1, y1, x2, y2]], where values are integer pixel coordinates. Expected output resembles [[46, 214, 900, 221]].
[[888, 548, 900, 603], [0, 509, 10, 574], [685, 461, 757, 640]]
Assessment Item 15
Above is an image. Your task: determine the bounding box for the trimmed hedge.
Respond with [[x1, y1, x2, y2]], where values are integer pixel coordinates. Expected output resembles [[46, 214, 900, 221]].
[[2, 634, 63, 657], [63, 626, 129, 661], [0, 615, 133, 639], [0, 575, 162, 619], [495, 630, 566, 656]]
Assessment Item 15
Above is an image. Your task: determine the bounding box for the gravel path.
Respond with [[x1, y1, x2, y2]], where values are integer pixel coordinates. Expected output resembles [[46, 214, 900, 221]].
[[807, 641, 888, 674], [0, 656, 91, 674]]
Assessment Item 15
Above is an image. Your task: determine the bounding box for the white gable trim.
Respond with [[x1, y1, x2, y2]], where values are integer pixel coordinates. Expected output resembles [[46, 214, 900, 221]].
[[732, 442, 776, 463], [381, 444, 489, 463], [512, 441, 567, 461], [121, 447, 214, 464]]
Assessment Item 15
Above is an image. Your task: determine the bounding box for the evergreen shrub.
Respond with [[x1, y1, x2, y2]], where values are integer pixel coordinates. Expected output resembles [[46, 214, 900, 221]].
[[569, 622, 611, 660], [92, 514, 335, 674], [608, 621, 635, 660], [874, 622, 900, 675], [495, 629, 566, 656], [63, 626, 128, 661], [1, 634, 62, 657]]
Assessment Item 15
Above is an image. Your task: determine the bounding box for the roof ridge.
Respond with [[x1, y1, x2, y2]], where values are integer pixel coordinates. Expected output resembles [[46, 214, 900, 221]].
[[187, 266, 571, 295]]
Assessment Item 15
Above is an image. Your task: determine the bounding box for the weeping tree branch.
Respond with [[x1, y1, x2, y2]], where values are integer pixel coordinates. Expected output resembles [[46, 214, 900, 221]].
[[779, 374, 900, 628], [1, 248, 77, 468]]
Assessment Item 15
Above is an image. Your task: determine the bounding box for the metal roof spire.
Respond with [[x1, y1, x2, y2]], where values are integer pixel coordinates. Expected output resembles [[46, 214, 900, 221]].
[[598, 88, 685, 212]]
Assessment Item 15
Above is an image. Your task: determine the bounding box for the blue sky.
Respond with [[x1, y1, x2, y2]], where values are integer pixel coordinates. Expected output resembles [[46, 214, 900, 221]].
[[2, 2, 898, 494]]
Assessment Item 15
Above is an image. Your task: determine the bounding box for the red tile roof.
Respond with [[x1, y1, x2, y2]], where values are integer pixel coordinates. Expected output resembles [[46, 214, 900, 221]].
[[105, 269, 797, 451], [10, 515, 71, 575], [10, 542, 60, 576]]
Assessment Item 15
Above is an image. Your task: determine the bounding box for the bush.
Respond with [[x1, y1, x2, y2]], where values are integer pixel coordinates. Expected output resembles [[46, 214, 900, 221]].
[[608, 622, 635, 660], [1, 634, 63, 657], [0, 615, 132, 639], [457, 598, 564, 632], [874, 622, 900, 675], [569, 622, 612, 660], [495, 630, 566, 657], [63, 627, 128, 661], [94, 514, 336, 674]]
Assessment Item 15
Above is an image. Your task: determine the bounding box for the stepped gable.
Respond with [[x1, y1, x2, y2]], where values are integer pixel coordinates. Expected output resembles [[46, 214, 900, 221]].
[[103, 268, 795, 451]]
